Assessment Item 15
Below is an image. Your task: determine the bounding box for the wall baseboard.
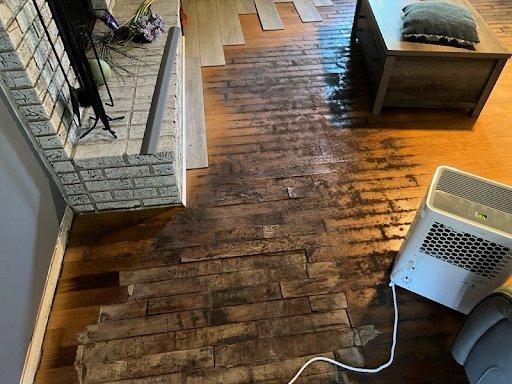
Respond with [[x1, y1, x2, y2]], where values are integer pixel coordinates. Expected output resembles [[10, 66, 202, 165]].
[[19, 206, 74, 384], [181, 36, 187, 207]]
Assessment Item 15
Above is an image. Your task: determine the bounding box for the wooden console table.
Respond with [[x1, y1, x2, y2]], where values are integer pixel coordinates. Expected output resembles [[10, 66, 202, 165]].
[[351, 0, 511, 116]]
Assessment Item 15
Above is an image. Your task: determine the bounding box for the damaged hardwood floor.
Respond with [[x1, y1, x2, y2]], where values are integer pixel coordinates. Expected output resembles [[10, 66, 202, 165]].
[[35, 0, 512, 383]]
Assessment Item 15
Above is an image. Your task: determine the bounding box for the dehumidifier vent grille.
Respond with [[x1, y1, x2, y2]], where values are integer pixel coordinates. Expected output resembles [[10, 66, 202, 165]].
[[436, 169, 512, 214], [420, 222, 512, 279]]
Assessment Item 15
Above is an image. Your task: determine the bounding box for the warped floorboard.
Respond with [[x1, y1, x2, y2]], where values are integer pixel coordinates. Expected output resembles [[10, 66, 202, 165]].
[[197, 0, 225, 66], [183, 0, 200, 57], [185, 56, 209, 169], [292, 0, 322, 22], [235, 0, 257, 14], [217, 0, 246, 45], [184, 0, 209, 169], [255, 0, 285, 30]]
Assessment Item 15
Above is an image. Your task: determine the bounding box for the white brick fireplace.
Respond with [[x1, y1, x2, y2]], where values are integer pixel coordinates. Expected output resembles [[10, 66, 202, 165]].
[[0, 0, 186, 213]]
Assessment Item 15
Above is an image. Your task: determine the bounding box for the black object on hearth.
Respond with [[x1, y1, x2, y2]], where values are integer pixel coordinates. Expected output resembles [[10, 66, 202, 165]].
[[33, 0, 124, 139]]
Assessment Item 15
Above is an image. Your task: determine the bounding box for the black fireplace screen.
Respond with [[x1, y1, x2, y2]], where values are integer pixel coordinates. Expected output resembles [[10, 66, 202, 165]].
[[33, 0, 122, 139]]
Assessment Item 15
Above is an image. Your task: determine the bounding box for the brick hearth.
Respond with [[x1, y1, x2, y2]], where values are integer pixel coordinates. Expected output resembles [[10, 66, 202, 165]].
[[0, 0, 185, 213]]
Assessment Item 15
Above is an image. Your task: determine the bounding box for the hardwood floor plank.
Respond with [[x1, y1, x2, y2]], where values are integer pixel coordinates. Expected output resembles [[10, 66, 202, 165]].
[[186, 56, 209, 169], [275, 0, 293, 3], [183, 0, 200, 58], [311, 0, 333, 6], [184, 0, 209, 169], [292, 0, 322, 22], [216, 0, 246, 45], [235, 0, 257, 14], [197, 0, 226, 66], [254, 0, 284, 30], [34, 366, 78, 384]]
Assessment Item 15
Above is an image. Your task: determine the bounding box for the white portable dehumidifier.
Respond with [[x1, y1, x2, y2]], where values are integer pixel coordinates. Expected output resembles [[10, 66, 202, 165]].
[[391, 166, 512, 314], [287, 166, 512, 384]]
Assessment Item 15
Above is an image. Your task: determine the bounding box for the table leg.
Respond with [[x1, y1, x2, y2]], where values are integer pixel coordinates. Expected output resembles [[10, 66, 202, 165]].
[[470, 58, 507, 118], [351, 0, 362, 42], [372, 56, 395, 115]]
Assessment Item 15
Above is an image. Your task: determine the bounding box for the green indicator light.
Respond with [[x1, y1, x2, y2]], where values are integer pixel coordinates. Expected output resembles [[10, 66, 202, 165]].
[[474, 212, 488, 221]]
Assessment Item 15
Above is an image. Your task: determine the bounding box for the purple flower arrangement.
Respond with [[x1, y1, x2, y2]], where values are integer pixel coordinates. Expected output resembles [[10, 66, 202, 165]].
[[132, 13, 166, 43], [102, 0, 166, 44]]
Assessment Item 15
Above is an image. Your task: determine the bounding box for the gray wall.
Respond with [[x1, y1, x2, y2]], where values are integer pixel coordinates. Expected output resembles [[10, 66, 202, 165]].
[[0, 92, 66, 383]]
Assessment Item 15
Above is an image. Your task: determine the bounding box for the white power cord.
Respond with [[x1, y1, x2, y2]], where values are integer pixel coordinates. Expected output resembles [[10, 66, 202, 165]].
[[286, 282, 399, 384]]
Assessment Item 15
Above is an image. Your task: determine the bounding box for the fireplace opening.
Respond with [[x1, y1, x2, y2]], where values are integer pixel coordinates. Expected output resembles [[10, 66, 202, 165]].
[[33, 0, 124, 139]]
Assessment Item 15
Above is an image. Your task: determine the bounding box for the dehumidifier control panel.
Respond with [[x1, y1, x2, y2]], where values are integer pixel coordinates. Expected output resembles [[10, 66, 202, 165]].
[[431, 191, 512, 236]]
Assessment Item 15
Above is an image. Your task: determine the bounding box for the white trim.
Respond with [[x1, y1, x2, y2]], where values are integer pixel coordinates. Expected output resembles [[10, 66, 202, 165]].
[[181, 36, 187, 207], [19, 206, 74, 384]]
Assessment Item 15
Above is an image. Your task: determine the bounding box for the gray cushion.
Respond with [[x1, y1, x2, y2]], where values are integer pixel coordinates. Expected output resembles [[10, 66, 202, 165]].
[[464, 319, 512, 384], [402, 1, 480, 47], [452, 294, 512, 365], [451, 293, 512, 384]]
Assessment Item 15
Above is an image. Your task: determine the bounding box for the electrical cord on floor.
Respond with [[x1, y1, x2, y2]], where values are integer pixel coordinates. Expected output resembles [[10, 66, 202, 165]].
[[286, 282, 399, 384]]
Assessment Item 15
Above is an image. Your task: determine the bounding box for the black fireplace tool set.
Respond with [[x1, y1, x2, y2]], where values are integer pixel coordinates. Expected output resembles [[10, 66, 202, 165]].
[[32, 0, 126, 139]]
